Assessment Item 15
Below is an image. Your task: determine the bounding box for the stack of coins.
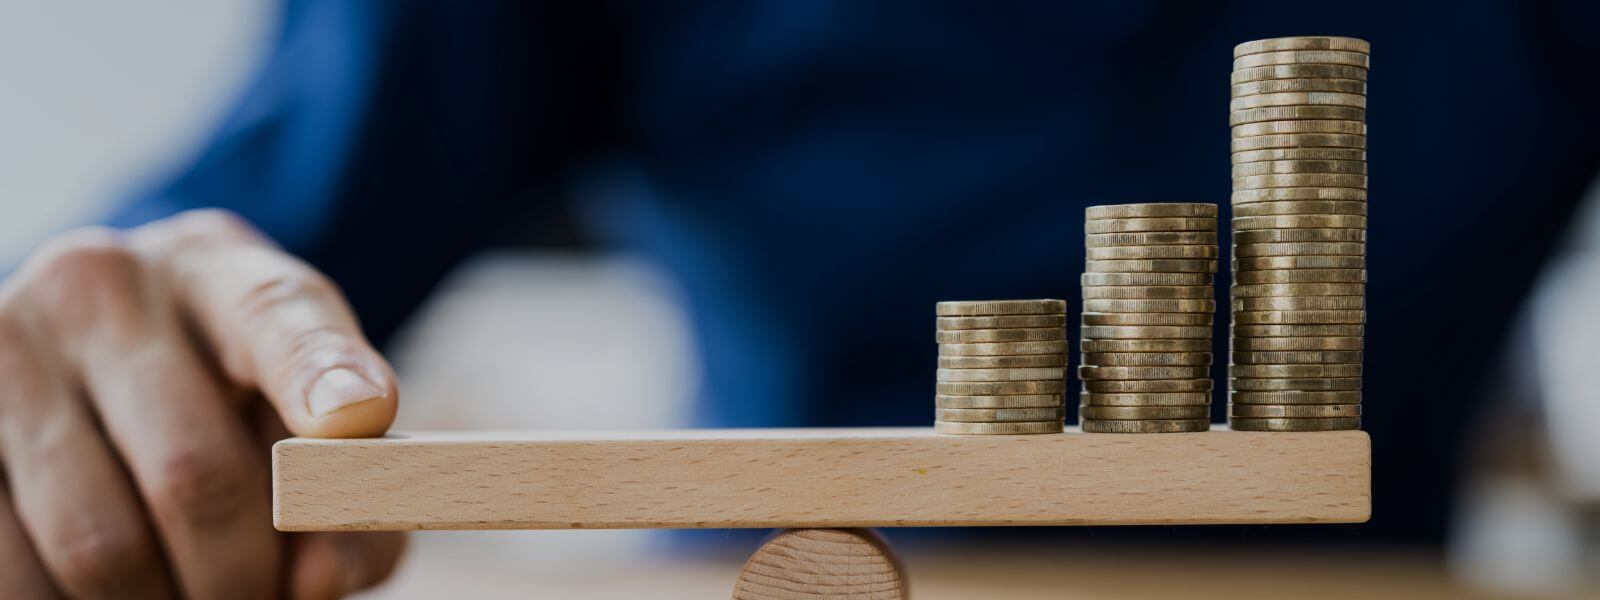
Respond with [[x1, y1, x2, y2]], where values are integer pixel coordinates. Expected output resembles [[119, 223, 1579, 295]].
[[1078, 203, 1218, 434], [935, 299, 1068, 435], [1228, 36, 1368, 432]]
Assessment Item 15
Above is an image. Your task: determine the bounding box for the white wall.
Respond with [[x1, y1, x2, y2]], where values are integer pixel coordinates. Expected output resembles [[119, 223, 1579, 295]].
[[0, 0, 274, 262]]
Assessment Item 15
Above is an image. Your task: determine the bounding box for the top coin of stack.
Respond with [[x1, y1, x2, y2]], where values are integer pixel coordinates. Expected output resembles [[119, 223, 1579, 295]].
[[1079, 203, 1217, 434], [935, 299, 1068, 434], [1228, 36, 1368, 432]]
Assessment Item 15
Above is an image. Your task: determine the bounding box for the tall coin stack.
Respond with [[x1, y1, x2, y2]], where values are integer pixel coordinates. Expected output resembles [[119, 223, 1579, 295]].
[[1228, 36, 1368, 431], [1078, 203, 1217, 434], [935, 300, 1069, 434]]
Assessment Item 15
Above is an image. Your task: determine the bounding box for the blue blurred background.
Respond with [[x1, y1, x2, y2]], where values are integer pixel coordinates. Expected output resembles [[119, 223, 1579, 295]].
[[4, 1, 1599, 597]]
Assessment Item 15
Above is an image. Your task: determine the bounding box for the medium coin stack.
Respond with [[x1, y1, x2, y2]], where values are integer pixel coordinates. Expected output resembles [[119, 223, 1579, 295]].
[[1078, 203, 1217, 434], [935, 299, 1068, 435], [1228, 36, 1368, 432]]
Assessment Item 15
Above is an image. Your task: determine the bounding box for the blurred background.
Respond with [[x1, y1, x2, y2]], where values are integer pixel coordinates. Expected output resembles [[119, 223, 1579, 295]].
[[3, 1, 1599, 598]]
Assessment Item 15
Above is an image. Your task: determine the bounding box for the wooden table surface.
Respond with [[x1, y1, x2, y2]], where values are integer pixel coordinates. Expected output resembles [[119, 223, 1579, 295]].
[[356, 534, 1577, 599]]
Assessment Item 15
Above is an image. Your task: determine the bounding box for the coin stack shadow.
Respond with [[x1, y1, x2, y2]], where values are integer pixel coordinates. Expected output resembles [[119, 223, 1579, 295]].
[[934, 300, 1069, 435], [1078, 203, 1218, 434], [1228, 36, 1368, 431]]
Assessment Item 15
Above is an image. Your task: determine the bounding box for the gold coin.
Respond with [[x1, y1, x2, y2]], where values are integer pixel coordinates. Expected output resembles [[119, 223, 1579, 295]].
[[1231, 323, 1364, 337], [936, 299, 1066, 317], [1085, 259, 1217, 274], [1081, 324, 1212, 339], [1081, 312, 1213, 326], [1084, 217, 1218, 234], [1232, 120, 1366, 139], [936, 407, 1066, 423], [1232, 309, 1366, 325], [1080, 299, 1216, 314], [1234, 242, 1365, 257], [934, 421, 1063, 435], [1229, 363, 1363, 378], [1230, 390, 1362, 404], [1231, 282, 1365, 297], [1233, 201, 1367, 217], [1080, 405, 1210, 420], [1230, 404, 1361, 418], [1231, 80, 1368, 101], [1081, 352, 1212, 367], [1081, 419, 1210, 434], [1083, 378, 1213, 393], [1233, 49, 1371, 70], [938, 340, 1070, 356], [1233, 228, 1365, 244], [1232, 186, 1368, 203], [1231, 63, 1369, 85], [1230, 377, 1362, 391], [1080, 391, 1211, 406], [1229, 92, 1367, 112], [935, 327, 1064, 343], [1233, 174, 1367, 192], [1235, 269, 1367, 284], [1078, 365, 1211, 380], [1086, 231, 1219, 247], [937, 314, 1067, 330], [1231, 146, 1366, 164], [936, 394, 1064, 409], [1228, 417, 1361, 431], [1232, 350, 1363, 365], [1082, 285, 1212, 300], [1232, 295, 1364, 310], [1233, 336, 1363, 351], [1086, 245, 1219, 260], [938, 354, 1068, 369], [936, 380, 1066, 395], [1082, 272, 1214, 286], [935, 367, 1067, 382], [1232, 257, 1367, 275], [1231, 159, 1367, 178], [1081, 339, 1212, 353], [1234, 214, 1368, 230], [1085, 203, 1218, 220], [1234, 36, 1371, 57], [1231, 133, 1367, 153]]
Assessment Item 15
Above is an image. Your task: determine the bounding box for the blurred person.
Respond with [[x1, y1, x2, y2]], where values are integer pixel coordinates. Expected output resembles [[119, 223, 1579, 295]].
[[4, 1, 1600, 597]]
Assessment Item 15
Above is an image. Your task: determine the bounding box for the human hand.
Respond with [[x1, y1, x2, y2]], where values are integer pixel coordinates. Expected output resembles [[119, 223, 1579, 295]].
[[0, 209, 403, 598]]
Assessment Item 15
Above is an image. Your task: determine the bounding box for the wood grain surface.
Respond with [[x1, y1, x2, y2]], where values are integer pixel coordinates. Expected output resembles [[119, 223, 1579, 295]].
[[272, 427, 1370, 531], [732, 529, 906, 600]]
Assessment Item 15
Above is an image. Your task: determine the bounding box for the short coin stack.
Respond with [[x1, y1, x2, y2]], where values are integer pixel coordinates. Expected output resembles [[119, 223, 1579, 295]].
[[1078, 203, 1218, 434], [935, 299, 1069, 434], [1228, 36, 1368, 431]]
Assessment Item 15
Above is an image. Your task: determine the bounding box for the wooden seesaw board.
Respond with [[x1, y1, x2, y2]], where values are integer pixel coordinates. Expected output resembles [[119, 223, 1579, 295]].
[[272, 427, 1370, 531]]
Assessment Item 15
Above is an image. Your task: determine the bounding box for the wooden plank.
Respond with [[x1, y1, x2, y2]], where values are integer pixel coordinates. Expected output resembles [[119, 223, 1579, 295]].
[[272, 427, 1370, 531]]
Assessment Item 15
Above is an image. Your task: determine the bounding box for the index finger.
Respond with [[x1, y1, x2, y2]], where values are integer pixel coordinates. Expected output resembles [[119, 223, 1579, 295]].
[[133, 210, 398, 438]]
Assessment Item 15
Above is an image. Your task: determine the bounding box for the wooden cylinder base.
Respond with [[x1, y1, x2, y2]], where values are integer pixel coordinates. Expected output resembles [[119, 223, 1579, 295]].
[[732, 528, 907, 599]]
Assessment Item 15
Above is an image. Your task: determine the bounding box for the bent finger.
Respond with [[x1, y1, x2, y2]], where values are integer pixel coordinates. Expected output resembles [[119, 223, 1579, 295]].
[[0, 479, 59, 599], [133, 210, 397, 438], [288, 532, 407, 600]]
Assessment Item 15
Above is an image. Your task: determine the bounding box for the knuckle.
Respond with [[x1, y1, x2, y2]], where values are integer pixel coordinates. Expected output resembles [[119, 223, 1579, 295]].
[[237, 271, 341, 327], [162, 208, 259, 245], [148, 446, 255, 528], [18, 229, 147, 332], [48, 525, 151, 593], [28, 228, 139, 289]]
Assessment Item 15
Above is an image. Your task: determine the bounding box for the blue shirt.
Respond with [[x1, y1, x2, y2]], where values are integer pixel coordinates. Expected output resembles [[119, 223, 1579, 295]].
[[111, 0, 1600, 543]]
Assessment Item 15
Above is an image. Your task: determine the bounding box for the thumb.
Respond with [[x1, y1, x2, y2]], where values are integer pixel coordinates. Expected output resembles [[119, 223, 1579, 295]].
[[134, 210, 398, 438], [289, 532, 407, 600]]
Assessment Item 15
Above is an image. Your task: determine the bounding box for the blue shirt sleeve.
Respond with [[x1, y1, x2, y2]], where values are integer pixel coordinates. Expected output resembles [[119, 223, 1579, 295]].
[[107, 0, 586, 345]]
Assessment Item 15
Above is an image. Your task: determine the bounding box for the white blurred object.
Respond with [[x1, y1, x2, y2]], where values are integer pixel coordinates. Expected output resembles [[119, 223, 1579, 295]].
[[367, 251, 702, 598], [1526, 183, 1600, 501], [0, 0, 272, 263], [1450, 475, 1586, 595]]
